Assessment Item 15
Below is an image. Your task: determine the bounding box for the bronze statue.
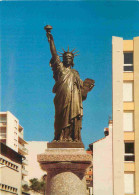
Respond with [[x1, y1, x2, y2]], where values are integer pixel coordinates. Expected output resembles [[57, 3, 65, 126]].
[[44, 25, 94, 143]]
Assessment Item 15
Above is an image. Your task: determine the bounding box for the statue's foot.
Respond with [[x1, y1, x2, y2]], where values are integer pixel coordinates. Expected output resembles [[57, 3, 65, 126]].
[[67, 137, 73, 142], [74, 139, 82, 142], [52, 139, 58, 142], [58, 137, 73, 142]]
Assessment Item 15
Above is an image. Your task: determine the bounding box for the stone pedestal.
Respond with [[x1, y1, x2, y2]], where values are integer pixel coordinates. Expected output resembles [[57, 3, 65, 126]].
[[38, 148, 92, 195]]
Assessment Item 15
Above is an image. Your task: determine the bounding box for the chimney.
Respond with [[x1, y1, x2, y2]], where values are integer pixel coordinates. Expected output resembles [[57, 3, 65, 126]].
[[104, 127, 109, 136]]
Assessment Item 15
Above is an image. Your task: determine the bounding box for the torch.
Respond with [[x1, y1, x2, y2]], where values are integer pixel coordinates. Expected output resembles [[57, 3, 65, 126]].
[[44, 25, 53, 42]]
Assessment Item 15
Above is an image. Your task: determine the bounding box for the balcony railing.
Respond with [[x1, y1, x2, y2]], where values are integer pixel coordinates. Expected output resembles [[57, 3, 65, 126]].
[[0, 133, 6, 139], [22, 168, 28, 176], [18, 143, 28, 155], [124, 153, 134, 162], [18, 131, 23, 139]]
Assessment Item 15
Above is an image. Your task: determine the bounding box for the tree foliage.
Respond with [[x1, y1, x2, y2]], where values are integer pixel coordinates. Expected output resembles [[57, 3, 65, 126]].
[[22, 184, 30, 192], [22, 176, 46, 194], [29, 178, 45, 193]]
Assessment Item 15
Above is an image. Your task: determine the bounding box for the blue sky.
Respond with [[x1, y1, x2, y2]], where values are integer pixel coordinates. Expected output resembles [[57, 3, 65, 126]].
[[1, 1, 139, 148]]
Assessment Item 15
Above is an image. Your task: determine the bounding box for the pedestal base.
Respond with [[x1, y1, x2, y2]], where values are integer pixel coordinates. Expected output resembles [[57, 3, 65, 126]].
[[47, 141, 84, 148], [38, 148, 92, 195]]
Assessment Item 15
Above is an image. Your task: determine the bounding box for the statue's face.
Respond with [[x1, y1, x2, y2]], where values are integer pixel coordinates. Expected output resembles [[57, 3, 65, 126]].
[[63, 53, 74, 67]]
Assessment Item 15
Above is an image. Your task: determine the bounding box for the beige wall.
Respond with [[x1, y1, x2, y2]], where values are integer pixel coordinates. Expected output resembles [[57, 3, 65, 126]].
[[26, 141, 48, 182], [123, 72, 134, 81], [93, 123, 113, 195], [0, 155, 22, 195], [123, 40, 133, 52], [124, 132, 134, 141], [134, 36, 139, 195], [124, 163, 135, 172], [112, 36, 124, 195], [6, 111, 19, 152]]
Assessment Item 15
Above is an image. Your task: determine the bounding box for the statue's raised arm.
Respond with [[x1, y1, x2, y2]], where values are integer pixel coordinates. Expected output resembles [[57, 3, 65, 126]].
[[44, 25, 57, 60]]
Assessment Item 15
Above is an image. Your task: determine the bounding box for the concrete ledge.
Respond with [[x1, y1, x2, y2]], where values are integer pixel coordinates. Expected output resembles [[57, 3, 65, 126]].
[[123, 40, 133, 51], [38, 148, 92, 163]]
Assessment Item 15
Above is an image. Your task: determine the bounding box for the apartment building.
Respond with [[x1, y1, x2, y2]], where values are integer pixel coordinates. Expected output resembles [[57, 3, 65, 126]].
[[88, 36, 139, 195], [0, 111, 28, 190], [0, 142, 22, 195], [112, 36, 139, 195]]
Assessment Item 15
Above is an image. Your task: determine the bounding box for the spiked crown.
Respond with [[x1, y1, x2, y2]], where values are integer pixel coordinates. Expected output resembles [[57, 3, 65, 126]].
[[58, 46, 79, 59]]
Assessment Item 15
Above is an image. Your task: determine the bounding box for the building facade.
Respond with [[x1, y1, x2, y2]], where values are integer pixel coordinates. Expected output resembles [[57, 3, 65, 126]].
[[90, 120, 113, 195], [26, 141, 48, 183], [89, 36, 139, 195], [112, 36, 139, 195], [0, 143, 22, 195], [85, 150, 93, 195], [0, 111, 28, 191]]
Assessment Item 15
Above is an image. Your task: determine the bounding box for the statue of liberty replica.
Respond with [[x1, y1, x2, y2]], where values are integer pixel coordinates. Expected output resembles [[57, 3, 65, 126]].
[[38, 25, 95, 195], [44, 25, 94, 147]]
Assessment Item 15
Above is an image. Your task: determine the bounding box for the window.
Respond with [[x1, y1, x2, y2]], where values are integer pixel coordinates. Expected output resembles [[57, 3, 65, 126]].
[[0, 157, 18, 171], [123, 112, 134, 131], [124, 173, 135, 194], [123, 82, 133, 102], [14, 144, 17, 148], [124, 142, 134, 161], [123, 52, 133, 72], [0, 184, 17, 193], [14, 120, 17, 125], [14, 132, 17, 137]]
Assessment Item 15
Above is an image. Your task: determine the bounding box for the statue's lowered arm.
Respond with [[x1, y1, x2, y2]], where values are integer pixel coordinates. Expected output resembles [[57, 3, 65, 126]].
[[44, 25, 57, 61]]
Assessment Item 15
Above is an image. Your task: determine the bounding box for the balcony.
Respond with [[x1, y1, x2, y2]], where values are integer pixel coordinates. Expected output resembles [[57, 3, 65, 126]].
[[0, 140, 6, 144], [22, 180, 28, 186], [22, 168, 28, 176], [0, 133, 6, 139], [19, 124, 23, 132], [22, 158, 28, 165], [18, 131, 23, 139], [18, 143, 28, 155], [0, 122, 6, 128], [18, 133, 28, 145]]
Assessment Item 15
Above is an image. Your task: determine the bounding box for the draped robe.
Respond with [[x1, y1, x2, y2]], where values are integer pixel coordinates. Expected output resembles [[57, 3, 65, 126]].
[[50, 56, 83, 141]]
